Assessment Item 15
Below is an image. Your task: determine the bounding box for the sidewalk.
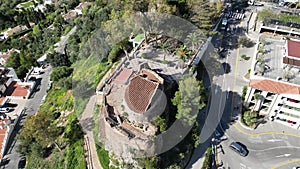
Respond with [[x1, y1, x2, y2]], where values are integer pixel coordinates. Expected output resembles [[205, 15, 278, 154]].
[[244, 12, 260, 41]]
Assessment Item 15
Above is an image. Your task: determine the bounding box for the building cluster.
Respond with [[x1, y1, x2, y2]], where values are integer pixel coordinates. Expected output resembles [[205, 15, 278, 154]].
[[0, 67, 36, 162], [245, 25, 300, 130]]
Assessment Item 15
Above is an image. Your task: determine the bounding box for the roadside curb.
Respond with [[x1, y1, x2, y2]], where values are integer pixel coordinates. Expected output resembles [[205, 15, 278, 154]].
[[237, 115, 255, 131], [245, 32, 258, 41]]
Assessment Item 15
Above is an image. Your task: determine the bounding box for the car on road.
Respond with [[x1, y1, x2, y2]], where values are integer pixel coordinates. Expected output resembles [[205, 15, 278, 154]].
[[0, 107, 10, 113], [18, 156, 26, 169], [229, 142, 248, 157]]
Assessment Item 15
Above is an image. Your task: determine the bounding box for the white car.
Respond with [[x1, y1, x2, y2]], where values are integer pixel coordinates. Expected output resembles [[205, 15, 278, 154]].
[[0, 107, 10, 113]]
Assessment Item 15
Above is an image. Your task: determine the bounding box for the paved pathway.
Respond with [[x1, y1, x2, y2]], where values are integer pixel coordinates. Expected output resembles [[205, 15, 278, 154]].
[[79, 95, 102, 169]]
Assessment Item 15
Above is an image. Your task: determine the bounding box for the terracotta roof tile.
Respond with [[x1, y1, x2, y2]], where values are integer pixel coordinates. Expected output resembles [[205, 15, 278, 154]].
[[125, 75, 159, 114], [287, 40, 300, 59], [250, 79, 300, 94]]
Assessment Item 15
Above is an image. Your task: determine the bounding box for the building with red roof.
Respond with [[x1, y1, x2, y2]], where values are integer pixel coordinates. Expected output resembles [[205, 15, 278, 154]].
[[283, 40, 300, 67], [245, 36, 300, 130]]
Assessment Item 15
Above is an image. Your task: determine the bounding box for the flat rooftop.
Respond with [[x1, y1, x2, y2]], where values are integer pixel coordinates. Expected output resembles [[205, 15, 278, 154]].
[[4, 81, 31, 97], [253, 36, 300, 85]]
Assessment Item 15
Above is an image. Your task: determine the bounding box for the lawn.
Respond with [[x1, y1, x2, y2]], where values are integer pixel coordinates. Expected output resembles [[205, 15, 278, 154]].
[[96, 144, 110, 169], [20, 1, 34, 8]]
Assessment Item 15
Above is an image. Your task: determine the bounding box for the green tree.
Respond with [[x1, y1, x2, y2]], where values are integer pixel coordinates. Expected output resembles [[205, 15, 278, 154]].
[[172, 76, 206, 126], [152, 116, 166, 133], [47, 52, 71, 67], [185, 32, 203, 51], [186, 0, 216, 35], [64, 114, 83, 144], [159, 42, 169, 61], [51, 66, 73, 82], [18, 112, 63, 155]]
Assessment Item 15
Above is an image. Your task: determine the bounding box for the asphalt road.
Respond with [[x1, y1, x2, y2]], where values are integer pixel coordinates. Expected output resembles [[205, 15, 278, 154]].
[[214, 6, 300, 169], [0, 66, 52, 169]]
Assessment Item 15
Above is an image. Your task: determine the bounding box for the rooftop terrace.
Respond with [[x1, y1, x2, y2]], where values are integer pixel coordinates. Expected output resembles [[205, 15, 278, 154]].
[[253, 36, 300, 86]]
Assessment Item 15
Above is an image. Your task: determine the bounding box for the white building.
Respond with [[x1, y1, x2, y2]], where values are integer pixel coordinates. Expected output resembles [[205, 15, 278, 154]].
[[245, 35, 300, 130]]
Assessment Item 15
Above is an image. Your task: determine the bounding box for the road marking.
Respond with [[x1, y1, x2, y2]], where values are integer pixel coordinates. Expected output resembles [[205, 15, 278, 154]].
[[240, 163, 246, 169], [232, 123, 300, 139], [230, 20, 243, 120], [250, 146, 300, 152], [275, 154, 291, 158], [271, 159, 300, 169], [268, 139, 282, 142]]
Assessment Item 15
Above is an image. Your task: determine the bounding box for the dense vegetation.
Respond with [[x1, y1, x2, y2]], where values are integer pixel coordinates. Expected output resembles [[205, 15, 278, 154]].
[[258, 9, 300, 25], [0, 0, 225, 168]]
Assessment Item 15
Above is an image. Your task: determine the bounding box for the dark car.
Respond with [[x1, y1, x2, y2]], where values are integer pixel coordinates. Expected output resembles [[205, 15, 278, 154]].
[[18, 157, 26, 169], [229, 142, 248, 157]]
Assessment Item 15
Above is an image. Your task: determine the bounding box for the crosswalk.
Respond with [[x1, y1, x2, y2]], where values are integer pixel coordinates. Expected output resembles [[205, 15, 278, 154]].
[[225, 12, 245, 20]]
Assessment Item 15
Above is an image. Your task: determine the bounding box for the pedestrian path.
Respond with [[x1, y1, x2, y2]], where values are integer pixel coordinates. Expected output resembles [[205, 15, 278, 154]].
[[79, 95, 103, 169]]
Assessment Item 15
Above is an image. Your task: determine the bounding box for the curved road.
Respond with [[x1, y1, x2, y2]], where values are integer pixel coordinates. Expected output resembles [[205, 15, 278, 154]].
[[215, 7, 300, 169]]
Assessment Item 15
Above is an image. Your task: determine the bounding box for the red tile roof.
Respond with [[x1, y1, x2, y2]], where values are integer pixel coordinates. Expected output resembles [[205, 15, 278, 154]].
[[113, 69, 132, 84], [125, 75, 159, 114], [287, 40, 300, 59], [250, 79, 300, 94]]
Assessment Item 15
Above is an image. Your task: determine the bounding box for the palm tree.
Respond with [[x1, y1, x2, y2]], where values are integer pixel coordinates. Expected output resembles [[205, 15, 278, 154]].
[[186, 32, 201, 51], [159, 42, 169, 61], [177, 45, 188, 62]]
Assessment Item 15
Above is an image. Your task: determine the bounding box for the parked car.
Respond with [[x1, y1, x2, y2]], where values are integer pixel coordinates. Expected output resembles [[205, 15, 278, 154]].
[[229, 142, 248, 157], [0, 107, 10, 113], [18, 156, 26, 169]]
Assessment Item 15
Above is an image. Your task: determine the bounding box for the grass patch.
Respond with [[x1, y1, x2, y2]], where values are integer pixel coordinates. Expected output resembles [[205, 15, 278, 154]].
[[93, 104, 100, 143], [66, 139, 86, 169], [20, 1, 34, 8], [96, 144, 110, 169]]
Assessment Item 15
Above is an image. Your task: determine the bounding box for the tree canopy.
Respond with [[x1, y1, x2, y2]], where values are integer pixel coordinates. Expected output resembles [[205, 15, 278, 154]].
[[172, 76, 206, 126]]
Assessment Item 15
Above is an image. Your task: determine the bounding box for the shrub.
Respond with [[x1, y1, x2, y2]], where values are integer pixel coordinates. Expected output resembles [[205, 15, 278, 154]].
[[201, 146, 212, 169], [239, 37, 253, 47], [241, 54, 247, 60], [108, 45, 121, 63], [96, 144, 110, 169], [141, 53, 146, 58], [152, 116, 166, 133], [243, 110, 258, 126]]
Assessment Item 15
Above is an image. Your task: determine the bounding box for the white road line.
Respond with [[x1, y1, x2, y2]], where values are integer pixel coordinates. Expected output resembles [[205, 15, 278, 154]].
[[275, 154, 291, 158], [268, 139, 282, 142], [249, 146, 300, 152], [240, 163, 246, 169]]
